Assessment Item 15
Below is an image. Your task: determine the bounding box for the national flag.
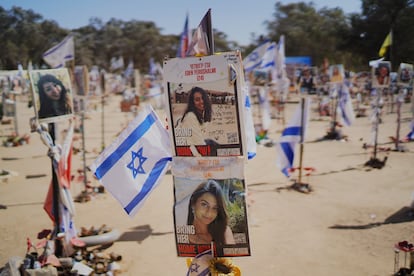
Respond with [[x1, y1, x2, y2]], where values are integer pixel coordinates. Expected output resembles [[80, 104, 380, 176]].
[[90, 104, 172, 217], [369, 57, 385, 68], [258, 86, 272, 131], [242, 83, 257, 160], [259, 42, 277, 71], [124, 60, 134, 79], [177, 13, 190, 57], [42, 34, 74, 68], [276, 97, 311, 177], [337, 83, 355, 126], [187, 249, 213, 276], [243, 40, 271, 73], [110, 56, 124, 71], [186, 9, 214, 57], [407, 121, 414, 141], [42, 121, 77, 244], [276, 35, 286, 79], [379, 31, 392, 57]]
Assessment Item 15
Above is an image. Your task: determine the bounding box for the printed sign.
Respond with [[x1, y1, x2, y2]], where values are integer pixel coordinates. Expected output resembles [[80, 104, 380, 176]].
[[172, 156, 250, 257], [163, 52, 245, 157]]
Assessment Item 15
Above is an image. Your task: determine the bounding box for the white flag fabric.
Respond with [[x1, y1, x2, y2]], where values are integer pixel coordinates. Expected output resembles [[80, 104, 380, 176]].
[[42, 34, 74, 68], [259, 42, 276, 71], [243, 40, 271, 73], [337, 83, 355, 126], [187, 249, 213, 276], [90, 104, 172, 217], [258, 86, 272, 131], [276, 98, 311, 177], [242, 82, 257, 160]]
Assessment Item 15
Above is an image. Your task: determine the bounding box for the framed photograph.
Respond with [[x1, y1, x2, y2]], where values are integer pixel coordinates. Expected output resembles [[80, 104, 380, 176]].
[[372, 61, 391, 88], [29, 68, 74, 123], [163, 52, 245, 157], [397, 63, 413, 86], [172, 156, 250, 257], [329, 64, 344, 83]]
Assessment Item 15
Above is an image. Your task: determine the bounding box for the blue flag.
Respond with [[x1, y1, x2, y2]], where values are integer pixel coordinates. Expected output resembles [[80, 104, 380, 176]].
[[90, 104, 172, 217]]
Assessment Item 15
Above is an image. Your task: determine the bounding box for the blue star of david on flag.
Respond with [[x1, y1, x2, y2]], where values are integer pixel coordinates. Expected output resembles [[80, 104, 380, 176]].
[[127, 147, 147, 178]]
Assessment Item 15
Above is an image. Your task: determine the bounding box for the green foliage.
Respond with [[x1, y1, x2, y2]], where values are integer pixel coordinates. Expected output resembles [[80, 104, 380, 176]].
[[1, 2, 414, 72]]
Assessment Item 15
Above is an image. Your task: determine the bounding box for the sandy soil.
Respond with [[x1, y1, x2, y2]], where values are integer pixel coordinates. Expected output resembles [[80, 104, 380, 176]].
[[1, 91, 414, 276]]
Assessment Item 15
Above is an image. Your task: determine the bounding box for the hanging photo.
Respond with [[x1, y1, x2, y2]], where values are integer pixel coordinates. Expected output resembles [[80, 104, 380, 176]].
[[329, 64, 344, 83], [29, 68, 74, 123], [397, 63, 413, 86], [172, 156, 250, 257], [372, 61, 391, 88], [163, 52, 245, 157]]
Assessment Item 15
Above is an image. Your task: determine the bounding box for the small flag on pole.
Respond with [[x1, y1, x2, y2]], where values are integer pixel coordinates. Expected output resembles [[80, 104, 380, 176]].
[[186, 9, 214, 57], [276, 98, 311, 177], [379, 31, 392, 57], [42, 34, 74, 68], [243, 40, 271, 73], [338, 83, 355, 127], [90, 104, 172, 217], [177, 13, 190, 57]]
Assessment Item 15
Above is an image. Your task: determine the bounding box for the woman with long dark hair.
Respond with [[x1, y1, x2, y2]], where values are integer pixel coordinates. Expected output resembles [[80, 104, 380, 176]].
[[175, 86, 214, 156], [37, 74, 72, 119], [187, 180, 235, 246]]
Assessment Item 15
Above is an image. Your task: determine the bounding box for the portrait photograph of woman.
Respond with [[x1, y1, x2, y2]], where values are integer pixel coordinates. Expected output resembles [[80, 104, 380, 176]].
[[29, 68, 74, 122], [168, 80, 243, 157], [372, 61, 391, 88], [173, 176, 250, 257]]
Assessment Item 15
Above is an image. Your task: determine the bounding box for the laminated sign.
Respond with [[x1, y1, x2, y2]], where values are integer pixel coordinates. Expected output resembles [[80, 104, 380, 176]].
[[163, 52, 246, 157], [172, 156, 251, 257]]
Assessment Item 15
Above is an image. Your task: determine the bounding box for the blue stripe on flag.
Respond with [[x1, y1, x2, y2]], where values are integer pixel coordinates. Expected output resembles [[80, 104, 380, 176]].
[[282, 126, 301, 136], [42, 35, 73, 57], [124, 157, 172, 214], [94, 113, 156, 179], [280, 142, 294, 167]]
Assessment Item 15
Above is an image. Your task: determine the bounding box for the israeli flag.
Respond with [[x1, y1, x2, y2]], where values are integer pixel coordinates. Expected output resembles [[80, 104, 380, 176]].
[[187, 249, 213, 276], [242, 83, 257, 160], [243, 40, 271, 73], [259, 42, 277, 71], [90, 104, 172, 217], [276, 98, 311, 177], [337, 83, 355, 126], [42, 34, 74, 68]]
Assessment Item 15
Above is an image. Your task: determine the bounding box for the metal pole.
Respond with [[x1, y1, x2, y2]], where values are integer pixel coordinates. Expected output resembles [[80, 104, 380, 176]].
[[298, 97, 305, 184], [48, 122, 62, 257], [80, 100, 88, 191], [100, 72, 105, 151]]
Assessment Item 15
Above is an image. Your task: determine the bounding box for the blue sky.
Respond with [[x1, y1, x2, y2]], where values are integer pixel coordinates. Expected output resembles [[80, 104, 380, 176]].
[[2, 0, 361, 45]]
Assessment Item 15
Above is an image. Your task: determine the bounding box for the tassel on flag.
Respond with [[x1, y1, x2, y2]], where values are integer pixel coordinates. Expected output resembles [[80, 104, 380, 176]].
[[177, 13, 190, 57], [42, 34, 74, 68], [186, 9, 214, 57]]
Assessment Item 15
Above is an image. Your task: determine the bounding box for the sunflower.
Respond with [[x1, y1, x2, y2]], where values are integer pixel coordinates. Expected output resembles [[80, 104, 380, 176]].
[[209, 258, 241, 276]]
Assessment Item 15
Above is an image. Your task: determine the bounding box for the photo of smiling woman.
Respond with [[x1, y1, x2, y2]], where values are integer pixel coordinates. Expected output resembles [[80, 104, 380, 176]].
[[187, 180, 235, 246], [30, 69, 73, 122]]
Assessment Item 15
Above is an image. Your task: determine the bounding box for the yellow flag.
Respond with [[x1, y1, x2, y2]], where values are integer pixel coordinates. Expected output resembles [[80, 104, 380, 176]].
[[379, 32, 392, 57]]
